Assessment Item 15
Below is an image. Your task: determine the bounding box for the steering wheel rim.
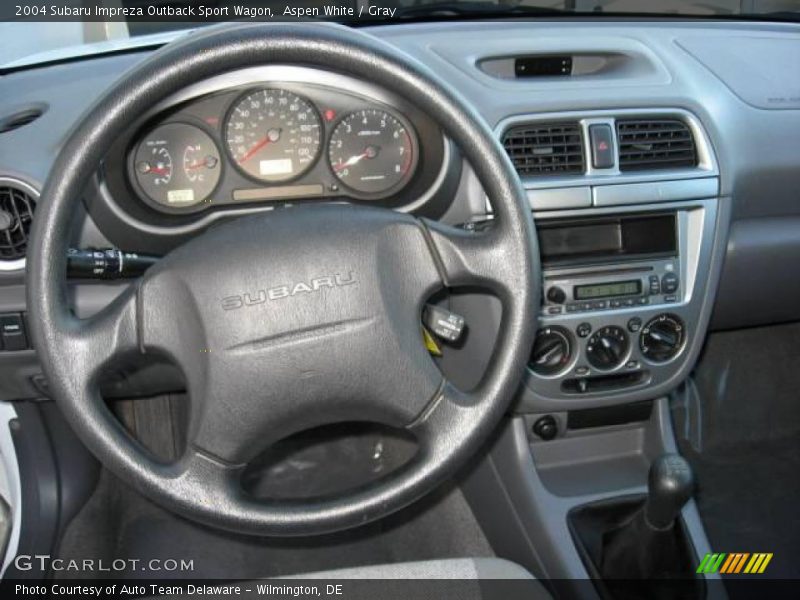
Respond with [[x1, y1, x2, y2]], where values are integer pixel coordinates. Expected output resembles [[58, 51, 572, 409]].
[[27, 23, 540, 536]]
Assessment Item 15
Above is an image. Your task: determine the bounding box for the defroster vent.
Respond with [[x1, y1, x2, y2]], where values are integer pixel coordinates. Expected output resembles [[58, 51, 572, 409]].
[[502, 122, 584, 176], [617, 119, 696, 171], [0, 180, 37, 263]]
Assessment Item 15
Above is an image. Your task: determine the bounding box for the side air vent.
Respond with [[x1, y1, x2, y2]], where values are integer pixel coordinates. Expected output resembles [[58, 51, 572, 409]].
[[0, 179, 37, 264], [617, 119, 696, 171], [502, 122, 584, 177]]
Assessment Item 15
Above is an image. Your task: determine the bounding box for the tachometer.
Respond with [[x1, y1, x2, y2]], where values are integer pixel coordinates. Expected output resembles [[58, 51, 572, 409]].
[[328, 109, 416, 195], [224, 89, 322, 183]]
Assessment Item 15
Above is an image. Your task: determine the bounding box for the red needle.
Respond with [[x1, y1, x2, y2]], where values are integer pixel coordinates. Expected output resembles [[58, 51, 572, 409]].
[[333, 151, 368, 172], [149, 166, 170, 176], [238, 136, 273, 164], [185, 160, 207, 170]]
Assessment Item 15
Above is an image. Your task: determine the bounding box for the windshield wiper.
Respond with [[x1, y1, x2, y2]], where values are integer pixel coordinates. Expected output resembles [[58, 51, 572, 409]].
[[393, 1, 569, 20]]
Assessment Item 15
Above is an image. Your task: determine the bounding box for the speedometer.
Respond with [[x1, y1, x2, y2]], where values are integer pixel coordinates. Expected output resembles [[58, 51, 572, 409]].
[[328, 109, 416, 195], [224, 89, 322, 183]]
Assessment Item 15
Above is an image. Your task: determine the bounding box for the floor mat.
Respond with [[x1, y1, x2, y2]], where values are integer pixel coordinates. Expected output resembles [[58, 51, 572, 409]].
[[673, 322, 800, 581], [57, 470, 494, 580]]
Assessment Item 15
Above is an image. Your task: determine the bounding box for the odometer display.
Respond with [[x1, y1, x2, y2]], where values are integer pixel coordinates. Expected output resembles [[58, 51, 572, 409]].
[[225, 89, 322, 183], [328, 109, 416, 195]]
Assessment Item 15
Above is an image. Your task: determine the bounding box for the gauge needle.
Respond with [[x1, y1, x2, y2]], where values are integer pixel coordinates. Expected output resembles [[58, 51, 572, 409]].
[[149, 166, 170, 175], [238, 128, 281, 164], [334, 146, 378, 172], [185, 159, 209, 170]]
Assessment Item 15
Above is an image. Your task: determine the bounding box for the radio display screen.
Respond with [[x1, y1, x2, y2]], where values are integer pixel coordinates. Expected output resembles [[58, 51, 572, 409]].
[[575, 280, 641, 300]]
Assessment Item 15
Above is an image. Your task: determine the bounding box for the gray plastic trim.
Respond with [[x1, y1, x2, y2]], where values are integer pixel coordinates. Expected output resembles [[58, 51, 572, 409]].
[[0, 177, 39, 273], [462, 403, 724, 596], [517, 195, 729, 411], [0, 402, 21, 577], [527, 187, 591, 211], [593, 177, 719, 207]]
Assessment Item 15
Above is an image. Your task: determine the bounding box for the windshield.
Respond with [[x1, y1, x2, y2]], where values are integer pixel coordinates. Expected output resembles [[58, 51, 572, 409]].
[[1, 0, 799, 69]]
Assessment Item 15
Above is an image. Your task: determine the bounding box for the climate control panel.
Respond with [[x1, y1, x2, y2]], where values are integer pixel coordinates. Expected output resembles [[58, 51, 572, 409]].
[[529, 313, 687, 396]]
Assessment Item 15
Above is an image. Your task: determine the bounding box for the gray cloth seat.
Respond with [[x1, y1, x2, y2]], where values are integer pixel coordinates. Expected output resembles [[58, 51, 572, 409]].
[[279, 558, 554, 600], [291, 557, 538, 579]]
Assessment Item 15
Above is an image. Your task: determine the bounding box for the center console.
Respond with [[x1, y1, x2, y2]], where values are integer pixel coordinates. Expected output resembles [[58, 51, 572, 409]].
[[461, 108, 730, 599], [525, 197, 718, 408], [482, 108, 729, 412]]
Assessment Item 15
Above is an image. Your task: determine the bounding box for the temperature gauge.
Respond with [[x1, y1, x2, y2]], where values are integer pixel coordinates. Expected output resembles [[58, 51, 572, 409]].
[[132, 123, 222, 208]]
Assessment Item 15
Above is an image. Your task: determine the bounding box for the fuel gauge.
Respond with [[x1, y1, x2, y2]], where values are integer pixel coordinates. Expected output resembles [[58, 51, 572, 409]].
[[132, 123, 222, 208]]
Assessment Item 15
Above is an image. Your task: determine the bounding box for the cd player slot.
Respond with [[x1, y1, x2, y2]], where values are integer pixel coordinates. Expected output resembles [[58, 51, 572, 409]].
[[544, 265, 653, 281]]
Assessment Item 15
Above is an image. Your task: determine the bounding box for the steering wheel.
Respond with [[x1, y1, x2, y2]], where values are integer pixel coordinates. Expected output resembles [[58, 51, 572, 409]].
[[27, 23, 539, 536]]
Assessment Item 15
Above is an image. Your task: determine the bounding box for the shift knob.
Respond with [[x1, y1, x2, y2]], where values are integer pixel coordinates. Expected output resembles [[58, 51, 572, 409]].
[[644, 454, 694, 530]]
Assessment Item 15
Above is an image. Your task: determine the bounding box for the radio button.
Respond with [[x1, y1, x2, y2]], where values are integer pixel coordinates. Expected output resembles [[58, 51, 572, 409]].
[[664, 294, 678, 303], [661, 272, 680, 294], [591, 300, 608, 310], [546, 286, 567, 304], [649, 274, 661, 294], [546, 306, 563, 315], [610, 299, 622, 308], [566, 303, 580, 313], [637, 297, 650, 306], [623, 298, 636, 307]]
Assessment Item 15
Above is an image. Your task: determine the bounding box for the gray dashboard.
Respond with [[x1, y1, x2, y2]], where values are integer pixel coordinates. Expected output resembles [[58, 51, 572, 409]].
[[1, 19, 799, 407]]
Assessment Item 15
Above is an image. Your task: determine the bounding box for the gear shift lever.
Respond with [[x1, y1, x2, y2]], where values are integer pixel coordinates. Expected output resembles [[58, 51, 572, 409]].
[[599, 454, 696, 582], [644, 454, 695, 530]]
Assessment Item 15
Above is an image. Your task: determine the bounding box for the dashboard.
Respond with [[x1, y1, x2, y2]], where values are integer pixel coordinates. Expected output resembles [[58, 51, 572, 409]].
[[109, 76, 444, 214], [103, 68, 454, 235], [85, 65, 459, 253], [0, 19, 799, 412]]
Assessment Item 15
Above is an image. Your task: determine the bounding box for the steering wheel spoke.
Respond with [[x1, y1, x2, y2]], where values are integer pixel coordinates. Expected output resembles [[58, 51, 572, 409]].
[[421, 218, 522, 297], [62, 284, 141, 395]]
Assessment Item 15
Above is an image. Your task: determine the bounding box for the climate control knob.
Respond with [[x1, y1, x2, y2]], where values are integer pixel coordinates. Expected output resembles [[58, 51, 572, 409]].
[[530, 326, 573, 376], [586, 325, 629, 370], [640, 314, 685, 363]]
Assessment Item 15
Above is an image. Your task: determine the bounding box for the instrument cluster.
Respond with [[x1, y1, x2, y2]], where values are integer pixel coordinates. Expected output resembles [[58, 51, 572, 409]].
[[123, 83, 443, 215]]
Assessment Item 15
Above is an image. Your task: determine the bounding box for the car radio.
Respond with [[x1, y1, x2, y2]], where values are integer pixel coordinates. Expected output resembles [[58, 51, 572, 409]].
[[538, 212, 680, 316], [542, 258, 680, 316]]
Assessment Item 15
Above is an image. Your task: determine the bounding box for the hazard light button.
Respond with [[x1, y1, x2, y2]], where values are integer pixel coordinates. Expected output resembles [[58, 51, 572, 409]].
[[589, 124, 615, 169]]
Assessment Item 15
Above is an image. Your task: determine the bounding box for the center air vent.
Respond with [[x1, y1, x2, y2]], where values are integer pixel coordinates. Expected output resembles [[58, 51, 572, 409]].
[[502, 122, 584, 177], [617, 119, 696, 171], [0, 180, 37, 264]]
